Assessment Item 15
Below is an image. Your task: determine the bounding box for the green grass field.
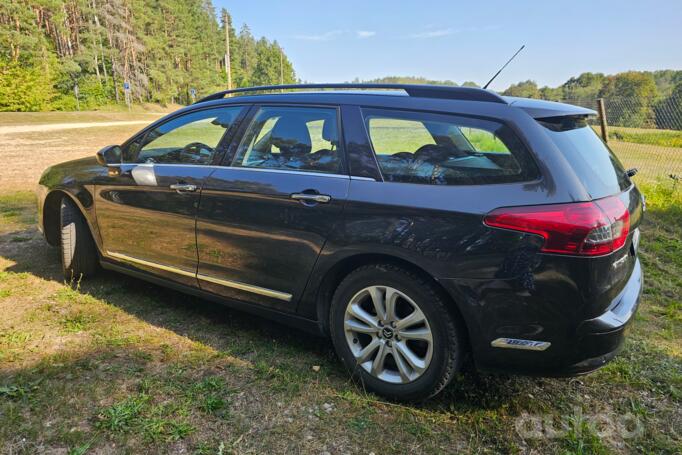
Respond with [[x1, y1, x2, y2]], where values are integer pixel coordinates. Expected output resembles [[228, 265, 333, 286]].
[[586, 125, 682, 182], [609, 126, 682, 149]]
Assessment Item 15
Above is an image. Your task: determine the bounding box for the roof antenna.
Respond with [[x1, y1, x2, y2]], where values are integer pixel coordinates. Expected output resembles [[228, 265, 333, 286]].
[[483, 45, 525, 90]]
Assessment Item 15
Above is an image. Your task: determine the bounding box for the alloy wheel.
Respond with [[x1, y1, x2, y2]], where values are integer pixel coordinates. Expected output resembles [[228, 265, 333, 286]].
[[343, 285, 433, 384]]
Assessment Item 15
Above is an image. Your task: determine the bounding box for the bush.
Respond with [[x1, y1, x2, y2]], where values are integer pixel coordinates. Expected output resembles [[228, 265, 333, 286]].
[[0, 60, 56, 111]]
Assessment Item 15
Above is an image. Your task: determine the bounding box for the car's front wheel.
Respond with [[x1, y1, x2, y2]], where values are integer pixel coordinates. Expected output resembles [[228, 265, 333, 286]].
[[330, 263, 464, 402], [60, 197, 99, 280]]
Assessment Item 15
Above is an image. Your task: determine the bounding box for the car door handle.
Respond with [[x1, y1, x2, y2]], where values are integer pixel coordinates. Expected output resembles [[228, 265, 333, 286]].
[[291, 193, 331, 204], [170, 183, 197, 193]]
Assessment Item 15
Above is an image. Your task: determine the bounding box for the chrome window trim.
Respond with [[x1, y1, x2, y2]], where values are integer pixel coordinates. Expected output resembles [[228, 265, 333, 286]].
[[214, 166, 350, 179], [113, 162, 351, 180], [114, 162, 376, 181], [106, 251, 292, 302], [350, 176, 376, 181]]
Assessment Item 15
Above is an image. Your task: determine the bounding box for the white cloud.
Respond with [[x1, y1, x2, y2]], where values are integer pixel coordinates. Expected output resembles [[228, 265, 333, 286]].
[[409, 25, 500, 39], [295, 30, 378, 41], [294, 30, 344, 41], [356, 30, 376, 39], [409, 28, 454, 39]]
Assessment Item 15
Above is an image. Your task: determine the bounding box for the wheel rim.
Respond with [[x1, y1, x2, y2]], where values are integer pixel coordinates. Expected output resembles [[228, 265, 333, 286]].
[[343, 285, 433, 384]]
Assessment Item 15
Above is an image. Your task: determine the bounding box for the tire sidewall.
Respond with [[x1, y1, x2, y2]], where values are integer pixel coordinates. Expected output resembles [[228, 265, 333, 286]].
[[330, 265, 458, 401], [59, 197, 97, 279]]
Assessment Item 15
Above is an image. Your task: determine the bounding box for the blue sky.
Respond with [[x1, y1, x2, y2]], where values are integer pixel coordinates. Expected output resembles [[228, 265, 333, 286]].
[[214, 0, 682, 90]]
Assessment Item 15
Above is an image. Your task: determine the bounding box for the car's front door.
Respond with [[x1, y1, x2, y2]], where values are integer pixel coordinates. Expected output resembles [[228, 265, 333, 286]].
[[96, 106, 246, 286], [196, 105, 349, 310]]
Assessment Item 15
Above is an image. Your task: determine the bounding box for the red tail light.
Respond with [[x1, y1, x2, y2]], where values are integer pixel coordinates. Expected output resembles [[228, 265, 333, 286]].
[[484, 196, 630, 256]]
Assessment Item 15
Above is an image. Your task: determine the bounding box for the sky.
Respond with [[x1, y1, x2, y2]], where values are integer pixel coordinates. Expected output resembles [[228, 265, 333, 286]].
[[213, 0, 682, 90]]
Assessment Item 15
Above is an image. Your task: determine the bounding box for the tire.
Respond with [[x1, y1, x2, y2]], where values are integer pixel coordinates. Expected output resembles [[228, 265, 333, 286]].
[[329, 263, 463, 402], [60, 197, 98, 280]]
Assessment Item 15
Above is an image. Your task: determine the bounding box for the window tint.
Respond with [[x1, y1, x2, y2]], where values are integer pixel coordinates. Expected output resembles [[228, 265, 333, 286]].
[[538, 116, 630, 198], [125, 107, 243, 164], [369, 118, 436, 155], [233, 106, 342, 174], [363, 108, 535, 185]]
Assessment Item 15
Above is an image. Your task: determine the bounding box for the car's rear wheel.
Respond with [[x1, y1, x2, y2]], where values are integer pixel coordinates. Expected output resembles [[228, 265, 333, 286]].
[[60, 197, 98, 280], [330, 263, 463, 402]]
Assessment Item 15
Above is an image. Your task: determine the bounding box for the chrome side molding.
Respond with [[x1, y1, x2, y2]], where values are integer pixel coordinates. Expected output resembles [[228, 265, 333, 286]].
[[490, 337, 551, 351], [106, 251, 292, 302], [106, 251, 196, 278], [197, 273, 292, 302]]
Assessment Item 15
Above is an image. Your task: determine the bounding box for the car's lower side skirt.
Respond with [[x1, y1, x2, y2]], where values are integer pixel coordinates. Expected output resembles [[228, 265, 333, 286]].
[[105, 251, 292, 302]]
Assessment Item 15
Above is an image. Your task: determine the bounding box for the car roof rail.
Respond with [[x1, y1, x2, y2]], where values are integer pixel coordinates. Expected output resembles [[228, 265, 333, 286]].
[[194, 83, 507, 105]]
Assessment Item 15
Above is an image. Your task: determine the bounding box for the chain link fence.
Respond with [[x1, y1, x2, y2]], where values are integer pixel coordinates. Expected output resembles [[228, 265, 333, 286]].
[[561, 96, 682, 186]]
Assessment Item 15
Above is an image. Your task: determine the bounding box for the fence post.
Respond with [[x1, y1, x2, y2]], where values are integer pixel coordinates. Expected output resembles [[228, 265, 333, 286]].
[[597, 98, 609, 143]]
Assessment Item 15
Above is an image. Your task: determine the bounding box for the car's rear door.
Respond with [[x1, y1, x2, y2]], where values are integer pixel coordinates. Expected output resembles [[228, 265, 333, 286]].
[[196, 105, 349, 311], [96, 105, 246, 286]]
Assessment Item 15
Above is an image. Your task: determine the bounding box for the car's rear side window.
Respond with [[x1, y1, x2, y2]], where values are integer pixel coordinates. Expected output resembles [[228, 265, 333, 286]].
[[362, 108, 537, 185], [537, 116, 631, 198], [232, 106, 342, 175]]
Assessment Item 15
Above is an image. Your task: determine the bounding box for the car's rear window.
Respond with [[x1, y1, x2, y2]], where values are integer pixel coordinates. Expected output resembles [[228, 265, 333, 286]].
[[362, 108, 538, 185], [538, 116, 631, 198]]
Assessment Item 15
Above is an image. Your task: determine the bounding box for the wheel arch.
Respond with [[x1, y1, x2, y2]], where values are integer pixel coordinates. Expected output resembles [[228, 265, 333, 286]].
[[42, 189, 99, 249], [42, 190, 67, 246], [314, 253, 472, 351]]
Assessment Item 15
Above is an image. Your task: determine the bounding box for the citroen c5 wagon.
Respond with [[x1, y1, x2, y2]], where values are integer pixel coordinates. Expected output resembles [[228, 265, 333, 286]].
[[37, 84, 644, 401]]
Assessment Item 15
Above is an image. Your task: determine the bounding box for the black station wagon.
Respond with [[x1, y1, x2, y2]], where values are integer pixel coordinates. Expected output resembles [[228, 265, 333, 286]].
[[37, 84, 644, 401]]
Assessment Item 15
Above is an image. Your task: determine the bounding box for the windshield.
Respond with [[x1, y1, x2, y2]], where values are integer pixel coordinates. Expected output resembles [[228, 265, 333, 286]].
[[538, 116, 631, 198]]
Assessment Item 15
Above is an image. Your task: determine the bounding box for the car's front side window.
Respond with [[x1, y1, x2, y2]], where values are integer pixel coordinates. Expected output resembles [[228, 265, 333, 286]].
[[232, 106, 342, 174], [124, 107, 244, 165], [363, 108, 536, 185]]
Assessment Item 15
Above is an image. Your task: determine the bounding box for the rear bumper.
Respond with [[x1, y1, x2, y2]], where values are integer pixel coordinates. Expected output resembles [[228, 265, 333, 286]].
[[557, 258, 643, 375], [444, 257, 643, 377]]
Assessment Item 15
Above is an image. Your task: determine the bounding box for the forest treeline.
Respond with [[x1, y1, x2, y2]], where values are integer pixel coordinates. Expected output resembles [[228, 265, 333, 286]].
[[502, 70, 682, 130], [0, 0, 296, 111], [370, 71, 682, 130]]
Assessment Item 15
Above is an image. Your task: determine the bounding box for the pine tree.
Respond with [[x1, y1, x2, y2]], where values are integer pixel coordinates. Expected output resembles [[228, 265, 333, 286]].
[[0, 0, 297, 111]]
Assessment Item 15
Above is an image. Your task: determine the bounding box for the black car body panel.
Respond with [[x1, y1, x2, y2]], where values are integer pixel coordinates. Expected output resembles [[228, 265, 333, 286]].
[[37, 86, 643, 379], [196, 168, 350, 310]]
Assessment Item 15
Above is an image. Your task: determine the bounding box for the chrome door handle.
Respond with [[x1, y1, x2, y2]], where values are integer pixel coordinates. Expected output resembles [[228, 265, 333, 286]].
[[291, 193, 331, 204], [170, 183, 197, 193]]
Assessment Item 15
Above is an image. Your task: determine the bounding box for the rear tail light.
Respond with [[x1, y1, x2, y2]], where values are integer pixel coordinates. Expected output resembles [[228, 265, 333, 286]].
[[484, 196, 630, 256]]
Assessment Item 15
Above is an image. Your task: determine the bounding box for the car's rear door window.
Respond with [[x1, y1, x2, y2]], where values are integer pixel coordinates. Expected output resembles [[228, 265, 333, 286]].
[[362, 108, 537, 185], [232, 106, 343, 175], [537, 116, 631, 198]]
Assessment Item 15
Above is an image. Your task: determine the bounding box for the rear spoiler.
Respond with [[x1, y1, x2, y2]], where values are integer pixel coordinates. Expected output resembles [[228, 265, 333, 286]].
[[503, 97, 596, 119]]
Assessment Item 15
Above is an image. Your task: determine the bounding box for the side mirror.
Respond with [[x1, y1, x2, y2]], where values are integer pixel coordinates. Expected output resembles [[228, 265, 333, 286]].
[[96, 145, 122, 166]]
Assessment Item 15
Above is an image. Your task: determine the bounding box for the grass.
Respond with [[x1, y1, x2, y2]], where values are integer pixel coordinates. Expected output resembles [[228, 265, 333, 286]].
[[0, 181, 680, 454], [608, 126, 682, 149], [0, 192, 36, 231], [0, 112, 166, 190], [0, 109, 173, 126]]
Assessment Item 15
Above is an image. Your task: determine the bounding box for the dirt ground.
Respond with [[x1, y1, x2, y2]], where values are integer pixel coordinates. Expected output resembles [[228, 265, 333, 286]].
[[0, 112, 164, 190]]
